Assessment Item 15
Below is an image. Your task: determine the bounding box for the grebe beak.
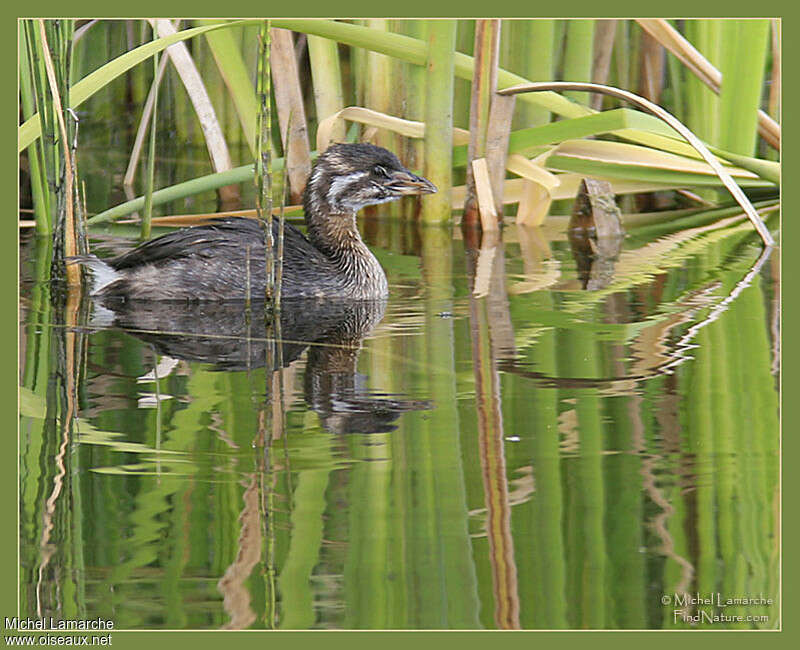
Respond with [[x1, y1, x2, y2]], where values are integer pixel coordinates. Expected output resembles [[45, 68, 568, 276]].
[[387, 170, 438, 196]]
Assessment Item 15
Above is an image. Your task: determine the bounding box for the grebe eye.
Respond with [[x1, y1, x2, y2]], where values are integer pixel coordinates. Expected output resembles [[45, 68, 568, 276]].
[[374, 165, 390, 178]]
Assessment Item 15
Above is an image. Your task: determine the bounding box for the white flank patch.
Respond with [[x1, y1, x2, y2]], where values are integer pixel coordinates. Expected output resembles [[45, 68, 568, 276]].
[[81, 256, 122, 295]]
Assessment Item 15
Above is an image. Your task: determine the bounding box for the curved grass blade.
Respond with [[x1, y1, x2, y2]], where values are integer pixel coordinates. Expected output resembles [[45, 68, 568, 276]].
[[87, 163, 256, 225], [450, 107, 778, 184], [545, 139, 768, 186], [316, 106, 470, 154], [498, 82, 775, 246], [270, 18, 704, 160]]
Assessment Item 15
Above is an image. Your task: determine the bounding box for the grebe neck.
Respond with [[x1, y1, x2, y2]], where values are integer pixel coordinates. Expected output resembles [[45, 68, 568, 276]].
[[306, 209, 388, 298]]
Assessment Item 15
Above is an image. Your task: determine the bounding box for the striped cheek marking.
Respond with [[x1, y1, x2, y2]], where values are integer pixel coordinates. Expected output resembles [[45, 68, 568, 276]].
[[327, 171, 368, 208]]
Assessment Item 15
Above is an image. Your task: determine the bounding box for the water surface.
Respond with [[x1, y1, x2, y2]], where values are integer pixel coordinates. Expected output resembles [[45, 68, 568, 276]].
[[19, 214, 780, 630]]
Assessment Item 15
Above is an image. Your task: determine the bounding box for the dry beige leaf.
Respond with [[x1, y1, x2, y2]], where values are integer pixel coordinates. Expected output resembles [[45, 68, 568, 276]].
[[316, 106, 470, 153], [471, 157, 498, 231]]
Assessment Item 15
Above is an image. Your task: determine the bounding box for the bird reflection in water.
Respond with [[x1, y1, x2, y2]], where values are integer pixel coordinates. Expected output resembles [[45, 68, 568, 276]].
[[94, 297, 430, 434]]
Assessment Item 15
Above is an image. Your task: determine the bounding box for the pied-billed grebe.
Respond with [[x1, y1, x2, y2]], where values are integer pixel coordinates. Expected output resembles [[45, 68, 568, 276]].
[[74, 143, 436, 300]]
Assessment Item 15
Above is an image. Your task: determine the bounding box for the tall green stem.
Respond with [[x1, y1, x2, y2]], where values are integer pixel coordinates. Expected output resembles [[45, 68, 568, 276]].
[[718, 19, 770, 156], [421, 20, 456, 224], [520, 20, 555, 126], [463, 19, 500, 225], [141, 31, 159, 240], [307, 34, 345, 142], [562, 20, 595, 104], [256, 21, 273, 301]]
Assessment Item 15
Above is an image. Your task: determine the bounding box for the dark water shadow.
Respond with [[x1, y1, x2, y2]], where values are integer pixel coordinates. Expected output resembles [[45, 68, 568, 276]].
[[88, 296, 431, 434]]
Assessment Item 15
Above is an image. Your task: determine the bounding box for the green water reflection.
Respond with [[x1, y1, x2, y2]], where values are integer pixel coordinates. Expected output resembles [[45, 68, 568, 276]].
[[19, 215, 779, 630]]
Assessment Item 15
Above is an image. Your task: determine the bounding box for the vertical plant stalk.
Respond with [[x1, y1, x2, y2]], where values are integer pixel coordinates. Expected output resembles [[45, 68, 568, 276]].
[[561, 20, 595, 104], [636, 18, 780, 149], [398, 20, 427, 167], [471, 158, 497, 230], [519, 20, 555, 126], [638, 28, 664, 104], [768, 20, 780, 124], [485, 93, 516, 216], [19, 23, 49, 233], [270, 28, 312, 204], [276, 447, 329, 629], [387, 21, 408, 174], [124, 51, 168, 188], [414, 226, 481, 627], [71, 116, 89, 258], [274, 122, 290, 312], [307, 35, 345, 142], [635, 25, 666, 211], [463, 19, 501, 225], [453, 20, 474, 131], [591, 20, 617, 110], [271, 320, 286, 445], [244, 245, 252, 314], [718, 19, 770, 157], [38, 20, 80, 287], [351, 22, 367, 110], [25, 20, 58, 233], [613, 21, 630, 92], [256, 305, 277, 627], [256, 22, 274, 302], [685, 20, 721, 147], [603, 331, 647, 628], [665, 21, 685, 122], [365, 20, 393, 149], [141, 40, 160, 241], [421, 20, 457, 224], [498, 19, 514, 76]]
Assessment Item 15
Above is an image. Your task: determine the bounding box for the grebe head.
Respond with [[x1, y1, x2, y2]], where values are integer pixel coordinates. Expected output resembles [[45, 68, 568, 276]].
[[303, 143, 437, 217]]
